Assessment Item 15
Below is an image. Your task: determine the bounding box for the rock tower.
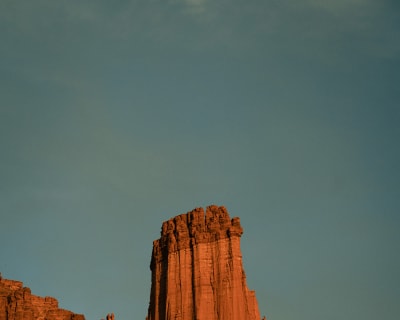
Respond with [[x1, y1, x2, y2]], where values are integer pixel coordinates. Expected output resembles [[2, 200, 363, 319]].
[[146, 205, 261, 320], [0, 275, 84, 320]]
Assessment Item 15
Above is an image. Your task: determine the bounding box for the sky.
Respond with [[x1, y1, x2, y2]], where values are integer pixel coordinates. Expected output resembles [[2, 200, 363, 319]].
[[0, 0, 399, 319]]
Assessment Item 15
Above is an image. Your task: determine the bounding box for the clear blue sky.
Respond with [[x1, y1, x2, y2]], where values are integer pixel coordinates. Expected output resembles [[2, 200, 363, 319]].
[[1, 1, 399, 319]]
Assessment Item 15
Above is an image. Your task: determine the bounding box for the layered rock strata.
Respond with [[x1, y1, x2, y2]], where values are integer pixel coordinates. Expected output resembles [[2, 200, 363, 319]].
[[0, 275, 84, 320], [147, 205, 261, 320]]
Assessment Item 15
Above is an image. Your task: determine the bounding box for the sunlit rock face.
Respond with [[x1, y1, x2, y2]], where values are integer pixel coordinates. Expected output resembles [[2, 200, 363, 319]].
[[146, 205, 261, 320], [0, 276, 84, 320]]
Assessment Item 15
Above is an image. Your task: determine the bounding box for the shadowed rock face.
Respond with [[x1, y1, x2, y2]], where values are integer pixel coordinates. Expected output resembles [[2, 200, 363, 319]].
[[147, 205, 261, 320], [0, 276, 84, 320]]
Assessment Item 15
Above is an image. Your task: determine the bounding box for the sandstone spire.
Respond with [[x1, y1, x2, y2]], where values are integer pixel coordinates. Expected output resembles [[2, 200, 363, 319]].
[[146, 205, 261, 320]]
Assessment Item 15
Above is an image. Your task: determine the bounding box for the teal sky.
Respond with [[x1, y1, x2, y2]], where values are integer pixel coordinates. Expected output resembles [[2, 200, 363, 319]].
[[1, 1, 399, 319]]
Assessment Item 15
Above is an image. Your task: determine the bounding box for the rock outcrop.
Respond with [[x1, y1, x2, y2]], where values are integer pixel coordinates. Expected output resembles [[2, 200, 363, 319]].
[[0, 275, 84, 320], [146, 205, 261, 320], [105, 314, 114, 320]]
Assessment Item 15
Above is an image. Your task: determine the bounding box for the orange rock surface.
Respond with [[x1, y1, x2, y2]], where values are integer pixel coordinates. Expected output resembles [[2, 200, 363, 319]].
[[0, 275, 84, 320], [146, 205, 261, 320]]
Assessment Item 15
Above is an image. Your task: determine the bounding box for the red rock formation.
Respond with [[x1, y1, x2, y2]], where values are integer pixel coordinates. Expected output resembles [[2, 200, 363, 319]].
[[0, 275, 84, 320], [105, 313, 114, 320], [146, 205, 261, 320]]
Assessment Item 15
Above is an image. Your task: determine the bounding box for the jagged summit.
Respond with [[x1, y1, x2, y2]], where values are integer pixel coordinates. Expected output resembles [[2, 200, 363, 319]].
[[151, 205, 244, 266], [147, 205, 261, 320]]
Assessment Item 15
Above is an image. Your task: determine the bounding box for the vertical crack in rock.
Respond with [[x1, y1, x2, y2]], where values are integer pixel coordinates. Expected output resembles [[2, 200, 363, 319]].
[[146, 205, 261, 320]]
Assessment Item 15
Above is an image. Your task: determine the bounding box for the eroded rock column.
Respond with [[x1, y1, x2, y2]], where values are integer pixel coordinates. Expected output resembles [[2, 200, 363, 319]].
[[147, 205, 261, 320]]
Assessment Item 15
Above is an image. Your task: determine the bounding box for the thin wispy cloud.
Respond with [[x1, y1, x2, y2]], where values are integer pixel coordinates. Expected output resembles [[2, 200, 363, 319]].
[[174, 0, 208, 14], [304, 0, 376, 13], [2, 0, 397, 63]]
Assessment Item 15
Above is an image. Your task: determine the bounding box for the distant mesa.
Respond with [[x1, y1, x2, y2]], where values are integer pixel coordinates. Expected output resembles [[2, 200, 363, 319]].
[[146, 205, 262, 320], [0, 274, 84, 320]]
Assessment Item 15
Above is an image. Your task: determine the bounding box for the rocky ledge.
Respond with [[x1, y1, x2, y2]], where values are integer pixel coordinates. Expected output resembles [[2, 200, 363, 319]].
[[0, 275, 84, 320]]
